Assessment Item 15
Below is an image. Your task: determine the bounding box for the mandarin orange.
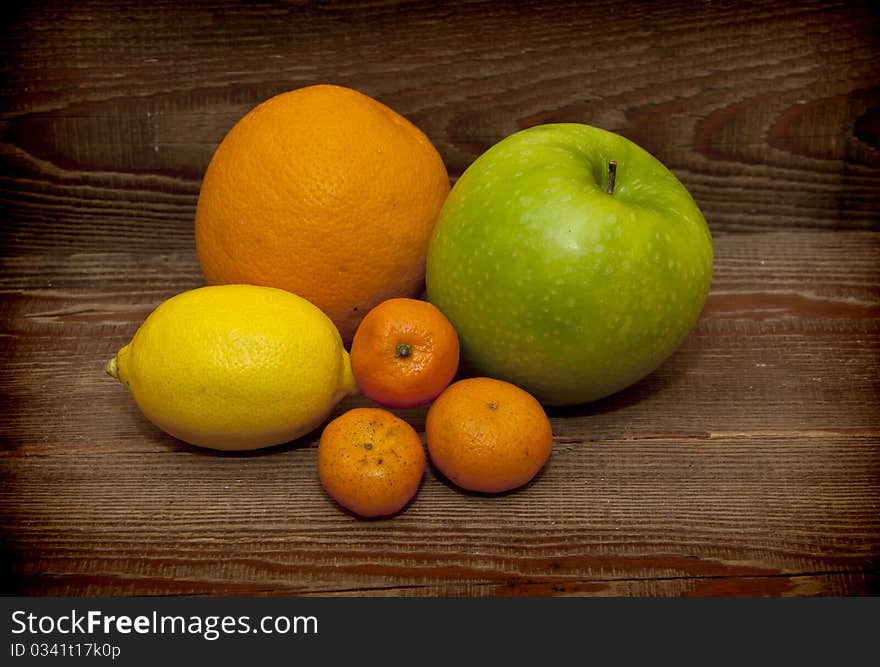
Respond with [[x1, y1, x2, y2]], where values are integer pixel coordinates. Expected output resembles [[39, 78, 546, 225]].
[[425, 378, 553, 493], [350, 298, 459, 409], [318, 407, 426, 518]]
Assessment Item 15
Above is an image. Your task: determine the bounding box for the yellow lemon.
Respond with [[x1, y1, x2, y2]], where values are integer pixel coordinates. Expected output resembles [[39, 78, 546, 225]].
[[106, 284, 358, 450]]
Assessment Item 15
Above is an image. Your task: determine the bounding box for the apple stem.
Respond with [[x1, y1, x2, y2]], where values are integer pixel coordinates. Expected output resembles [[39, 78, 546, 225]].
[[605, 160, 618, 195]]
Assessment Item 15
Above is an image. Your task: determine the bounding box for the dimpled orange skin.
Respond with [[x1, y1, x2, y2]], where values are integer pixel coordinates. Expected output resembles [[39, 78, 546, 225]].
[[350, 298, 460, 409], [426, 378, 553, 494], [195, 84, 451, 344], [318, 408, 426, 518]]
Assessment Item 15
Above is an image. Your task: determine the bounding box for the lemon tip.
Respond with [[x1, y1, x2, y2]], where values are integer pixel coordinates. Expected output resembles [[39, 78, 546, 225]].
[[340, 350, 360, 398], [105, 355, 119, 380]]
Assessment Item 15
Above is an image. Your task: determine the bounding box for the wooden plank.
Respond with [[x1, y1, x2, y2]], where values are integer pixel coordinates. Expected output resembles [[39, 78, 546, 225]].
[[2, 433, 877, 596], [1, 230, 878, 595], [3, 231, 877, 448], [1, 0, 878, 256]]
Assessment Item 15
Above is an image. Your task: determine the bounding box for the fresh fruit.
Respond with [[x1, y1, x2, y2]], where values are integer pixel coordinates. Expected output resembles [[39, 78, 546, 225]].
[[105, 285, 358, 451], [195, 83, 451, 344], [426, 123, 713, 406], [425, 377, 552, 494], [350, 297, 460, 409], [318, 407, 426, 517]]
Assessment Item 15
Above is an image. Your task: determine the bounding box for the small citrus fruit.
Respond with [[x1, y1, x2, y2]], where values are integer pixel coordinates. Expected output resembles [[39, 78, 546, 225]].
[[195, 83, 451, 344], [106, 285, 358, 450], [350, 297, 459, 409], [426, 377, 553, 493], [318, 407, 425, 517]]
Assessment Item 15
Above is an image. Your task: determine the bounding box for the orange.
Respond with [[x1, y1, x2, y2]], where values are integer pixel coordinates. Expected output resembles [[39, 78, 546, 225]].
[[350, 297, 460, 409], [425, 377, 553, 494], [318, 407, 426, 517], [195, 84, 451, 344]]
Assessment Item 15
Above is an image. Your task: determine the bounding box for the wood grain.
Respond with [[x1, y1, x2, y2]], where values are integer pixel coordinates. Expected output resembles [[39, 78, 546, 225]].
[[1, 0, 879, 256], [2, 233, 878, 596], [2, 433, 877, 597], [1, 0, 879, 596]]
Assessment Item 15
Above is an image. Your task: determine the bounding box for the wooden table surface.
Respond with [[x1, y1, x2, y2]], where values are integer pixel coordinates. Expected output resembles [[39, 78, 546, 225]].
[[2, 1, 878, 597]]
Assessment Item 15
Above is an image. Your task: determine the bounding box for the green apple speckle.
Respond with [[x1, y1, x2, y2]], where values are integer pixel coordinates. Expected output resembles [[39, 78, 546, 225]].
[[426, 123, 713, 406]]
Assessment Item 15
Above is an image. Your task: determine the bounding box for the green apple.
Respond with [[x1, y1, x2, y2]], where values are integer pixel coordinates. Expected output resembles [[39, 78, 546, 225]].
[[425, 123, 713, 406]]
